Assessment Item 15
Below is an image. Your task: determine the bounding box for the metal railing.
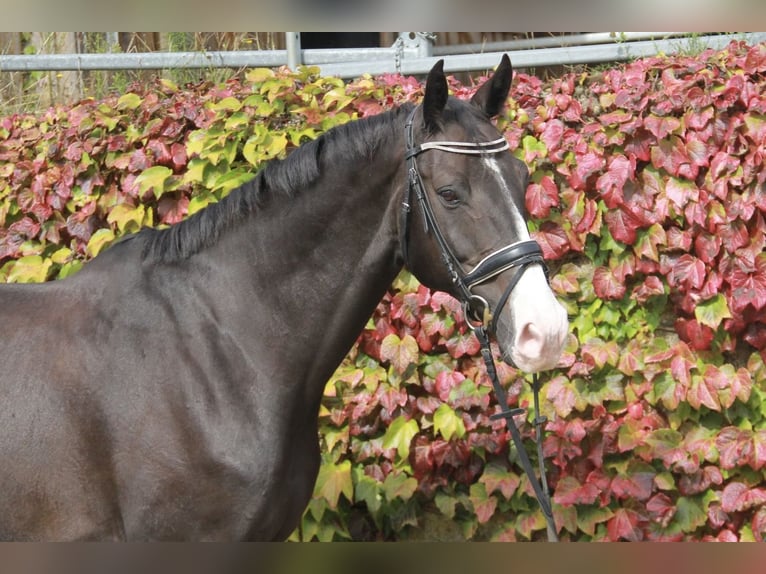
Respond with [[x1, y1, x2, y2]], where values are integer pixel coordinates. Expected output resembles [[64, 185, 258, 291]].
[[1, 32, 764, 79]]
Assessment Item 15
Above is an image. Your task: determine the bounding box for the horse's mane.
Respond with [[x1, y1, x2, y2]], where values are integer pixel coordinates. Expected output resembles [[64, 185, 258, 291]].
[[139, 103, 415, 263]]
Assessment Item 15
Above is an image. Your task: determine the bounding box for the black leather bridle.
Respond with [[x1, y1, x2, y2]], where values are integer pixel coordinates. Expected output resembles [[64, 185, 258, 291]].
[[400, 106, 558, 542]]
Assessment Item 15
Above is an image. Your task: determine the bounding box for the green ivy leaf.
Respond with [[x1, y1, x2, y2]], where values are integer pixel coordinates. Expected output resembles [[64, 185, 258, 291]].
[[382, 471, 417, 502], [210, 170, 256, 196], [353, 467, 382, 514], [107, 203, 148, 234], [381, 415, 419, 459], [116, 93, 142, 110], [673, 496, 707, 532], [211, 96, 242, 112], [313, 459, 353, 510], [135, 166, 173, 199], [85, 228, 116, 258], [433, 403, 466, 442], [694, 294, 732, 330], [6, 255, 52, 283], [434, 491, 457, 519], [576, 506, 614, 537]]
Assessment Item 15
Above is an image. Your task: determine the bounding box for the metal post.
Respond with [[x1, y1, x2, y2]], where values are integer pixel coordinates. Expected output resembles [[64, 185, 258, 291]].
[[285, 32, 302, 70]]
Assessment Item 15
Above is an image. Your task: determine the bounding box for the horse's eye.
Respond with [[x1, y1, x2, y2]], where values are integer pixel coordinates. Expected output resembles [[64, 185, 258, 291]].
[[437, 188, 461, 207]]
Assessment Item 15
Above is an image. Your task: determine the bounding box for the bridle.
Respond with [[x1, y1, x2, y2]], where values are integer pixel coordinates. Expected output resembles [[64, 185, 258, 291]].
[[399, 106, 558, 542]]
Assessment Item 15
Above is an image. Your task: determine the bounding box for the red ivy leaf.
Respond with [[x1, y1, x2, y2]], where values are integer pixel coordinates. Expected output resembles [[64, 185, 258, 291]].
[[610, 468, 655, 501], [687, 371, 722, 412], [592, 266, 626, 300], [444, 330, 480, 359], [716, 427, 753, 470], [525, 174, 559, 218], [552, 475, 600, 506], [569, 150, 605, 190], [532, 222, 570, 260], [607, 508, 643, 541], [646, 493, 676, 527], [644, 114, 681, 139], [595, 154, 634, 208], [604, 206, 643, 245], [729, 253, 766, 313], [480, 464, 520, 500], [546, 375, 578, 418], [721, 482, 766, 513], [675, 318, 714, 351]]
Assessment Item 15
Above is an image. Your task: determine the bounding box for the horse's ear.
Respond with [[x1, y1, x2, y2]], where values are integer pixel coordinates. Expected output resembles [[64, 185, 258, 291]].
[[423, 59, 448, 132], [471, 54, 513, 118]]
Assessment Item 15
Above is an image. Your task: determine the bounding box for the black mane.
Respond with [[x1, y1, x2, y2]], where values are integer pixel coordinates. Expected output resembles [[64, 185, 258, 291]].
[[140, 103, 414, 263]]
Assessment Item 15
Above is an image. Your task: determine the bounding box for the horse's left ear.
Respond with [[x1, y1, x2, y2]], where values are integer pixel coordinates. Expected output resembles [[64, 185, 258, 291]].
[[423, 59, 448, 133], [471, 54, 513, 118]]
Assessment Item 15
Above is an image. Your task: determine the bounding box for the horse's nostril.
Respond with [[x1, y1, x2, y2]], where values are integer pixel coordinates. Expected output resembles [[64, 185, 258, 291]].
[[515, 322, 545, 358]]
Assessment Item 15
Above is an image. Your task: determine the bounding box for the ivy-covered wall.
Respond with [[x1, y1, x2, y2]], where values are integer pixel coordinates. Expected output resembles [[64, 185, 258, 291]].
[[1, 41, 765, 541]]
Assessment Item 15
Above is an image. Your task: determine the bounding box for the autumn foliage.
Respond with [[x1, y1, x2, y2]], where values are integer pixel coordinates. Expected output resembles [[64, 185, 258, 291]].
[[2, 41, 766, 541]]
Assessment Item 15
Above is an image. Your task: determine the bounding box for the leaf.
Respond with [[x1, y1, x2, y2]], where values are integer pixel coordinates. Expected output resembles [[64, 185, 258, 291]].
[[469, 483, 498, 524], [313, 459, 353, 510], [532, 222, 570, 260], [581, 337, 620, 369], [380, 334, 419, 375], [479, 464, 520, 499], [729, 253, 766, 313], [576, 506, 614, 537], [607, 508, 642, 541], [85, 228, 116, 258], [444, 330, 480, 359], [116, 93, 142, 110], [381, 415, 419, 459], [687, 373, 721, 412], [211, 170, 256, 196], [525, 173, 559, 218], [433, 403, 466, 442], [352, 470, 381, 515], [135, 165, 173, 199], [721, 482, 766, 513], [6, 255, 51, 283], [716, 427, 752, 470], [382, 471, 418, 502], [434, 491, 457, 519], [552, 475, 600, 506], [674, 496, 707, 532], [644, 114, 681, 139], [595, 154, 633, 208], [694, 293, 732, 330], [610, 461, 655, 501], [604, 206, 642, 245], [592, 266, 625, 300], [643, 428, 687, 469], [107, 203, 147, 234]]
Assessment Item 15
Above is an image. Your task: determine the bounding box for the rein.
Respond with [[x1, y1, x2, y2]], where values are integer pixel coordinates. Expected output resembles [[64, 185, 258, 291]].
[[400, 107, 558, 542]]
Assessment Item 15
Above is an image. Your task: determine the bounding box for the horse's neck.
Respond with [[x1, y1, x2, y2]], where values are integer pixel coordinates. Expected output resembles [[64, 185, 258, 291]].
[[211, 136, 405, 403]]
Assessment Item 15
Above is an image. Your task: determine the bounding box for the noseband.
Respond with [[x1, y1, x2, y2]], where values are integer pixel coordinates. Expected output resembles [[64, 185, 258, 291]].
[[399, 105, 558, 541]]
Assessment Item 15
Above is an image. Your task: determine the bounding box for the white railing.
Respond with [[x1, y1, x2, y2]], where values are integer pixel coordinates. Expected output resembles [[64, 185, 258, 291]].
[[1, 32, 764, 79]]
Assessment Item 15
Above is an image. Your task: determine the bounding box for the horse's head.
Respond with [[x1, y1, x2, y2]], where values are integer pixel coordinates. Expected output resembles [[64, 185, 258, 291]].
[[401, 55, 568, 373]]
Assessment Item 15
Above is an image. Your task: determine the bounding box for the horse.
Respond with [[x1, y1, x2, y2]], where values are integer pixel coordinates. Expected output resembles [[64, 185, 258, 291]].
[[0, 55, 568, 540]]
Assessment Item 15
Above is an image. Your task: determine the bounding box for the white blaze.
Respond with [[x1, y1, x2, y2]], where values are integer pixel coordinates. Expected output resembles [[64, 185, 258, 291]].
[[482, 157, 569, 372]]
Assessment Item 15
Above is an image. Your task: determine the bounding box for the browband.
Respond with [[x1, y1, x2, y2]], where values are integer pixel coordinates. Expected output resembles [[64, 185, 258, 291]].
[[405, 137, 510, 159]]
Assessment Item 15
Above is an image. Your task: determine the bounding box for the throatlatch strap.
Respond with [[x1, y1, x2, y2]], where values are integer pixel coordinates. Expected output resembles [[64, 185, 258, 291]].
[[474, 327, 558, 542]]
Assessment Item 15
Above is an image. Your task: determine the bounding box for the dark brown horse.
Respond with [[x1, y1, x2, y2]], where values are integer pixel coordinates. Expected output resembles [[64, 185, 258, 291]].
[[0, 56, 567, 540]]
